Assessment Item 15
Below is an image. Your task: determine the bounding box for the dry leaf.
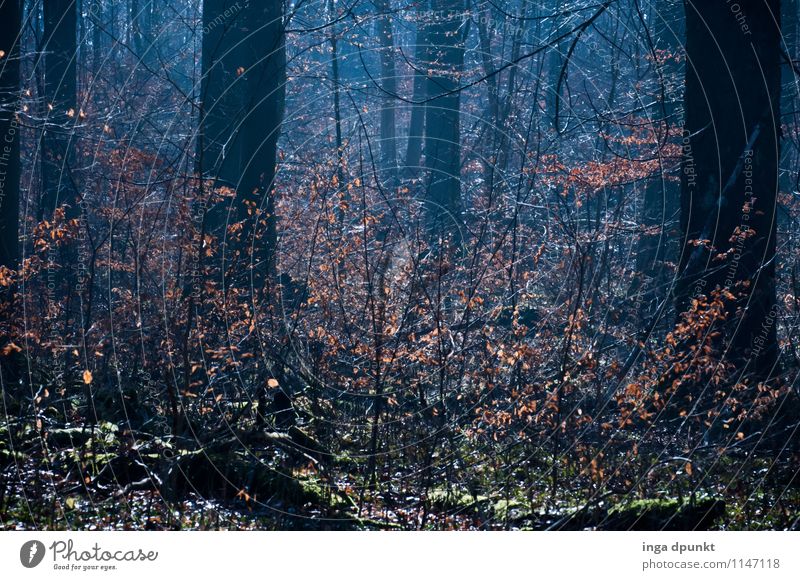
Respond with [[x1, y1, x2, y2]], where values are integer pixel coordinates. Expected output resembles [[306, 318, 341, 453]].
[[2, 342, 22, 355], [83, 369, 93, 385]]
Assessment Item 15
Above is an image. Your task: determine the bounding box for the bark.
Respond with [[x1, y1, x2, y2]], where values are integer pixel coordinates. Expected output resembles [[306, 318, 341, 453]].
[[328, 0, 345, 192], [424, 0, 467, 237], [130, 0, 153, 58], [91, 0, 102, 73], [41, 0, 78, 220], [781, 0, 798, 195], [404, 11, 429, 176], [375, 0, 398, 186], [0, 0, 21, 385], [676, 0, 782, 379], [200, 0, 286, 283], [547, 3, 568, 132]]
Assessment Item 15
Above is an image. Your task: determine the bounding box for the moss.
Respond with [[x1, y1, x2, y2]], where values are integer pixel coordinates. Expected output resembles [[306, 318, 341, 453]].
[[293, 475, 343, 506], [428, 488, 485, 511], [608, 497, 681, 516], [603, 497, 725, 531], [493, 498, 532, 522]]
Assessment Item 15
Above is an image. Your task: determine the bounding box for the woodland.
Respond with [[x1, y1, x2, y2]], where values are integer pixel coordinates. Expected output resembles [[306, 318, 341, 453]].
[[0, 0, 799, 530]]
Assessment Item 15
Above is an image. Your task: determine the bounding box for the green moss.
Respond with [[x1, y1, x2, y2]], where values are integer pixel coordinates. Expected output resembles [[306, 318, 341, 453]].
[[603, 497, 725, 531], [428, 488, 484, 511], [493, 498, 532, 522], [608, 497, 681, 516]]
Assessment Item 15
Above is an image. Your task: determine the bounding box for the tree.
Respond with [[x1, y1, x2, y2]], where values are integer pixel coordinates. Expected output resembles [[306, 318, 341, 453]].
[[424, 0, 467, 238], [0, 0, 19, 275], [547, 2, 569, 132], [200, 0, 286, 283], [374, 0, 398, 186], [676, 0, 782, 379], [404, 5, 429, 176], [41, 0, 77, 220], [780, 0, 799, 195], [130, 0, 154, 59], [0, 0, 21, 386]]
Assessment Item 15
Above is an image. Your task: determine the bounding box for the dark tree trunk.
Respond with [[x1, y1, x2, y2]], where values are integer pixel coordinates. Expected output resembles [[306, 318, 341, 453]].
[[0, 0, 21, 386], [200, 0, 286, 284], [547, 4, 567, 132], [424, 0, 466, 238], [676, 0, 782, 379], [404, 12, 429, 176], [328, 0, 346, 193], [41, 0, 77, 220], [375, 0, 397, 187], [130, 0, 154, 58], [781, 0, 799, 195], [91, 0, 103, 74]]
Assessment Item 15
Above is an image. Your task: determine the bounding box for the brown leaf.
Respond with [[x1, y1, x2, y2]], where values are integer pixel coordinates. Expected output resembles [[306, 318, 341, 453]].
[[2, 342, 22, 355], [82, 369, 93, 385]]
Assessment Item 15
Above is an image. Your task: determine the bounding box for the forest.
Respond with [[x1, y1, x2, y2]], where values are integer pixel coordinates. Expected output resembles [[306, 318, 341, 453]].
[[0, 0, 798, 531]]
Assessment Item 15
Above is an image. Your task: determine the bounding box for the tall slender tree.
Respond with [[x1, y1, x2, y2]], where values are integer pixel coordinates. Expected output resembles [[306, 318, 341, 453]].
[[676, 0, 782, 379], [131, 0, 152, 58], [0, 0, 21, 385], [404, 5, 429, 176], [375, 0, 398, 187], [780, 0, 799, 196], [424, 0, 467, 238], [40, 0, 77, 220], [200, 0, 286, 283], [547, 2, 569, 131]]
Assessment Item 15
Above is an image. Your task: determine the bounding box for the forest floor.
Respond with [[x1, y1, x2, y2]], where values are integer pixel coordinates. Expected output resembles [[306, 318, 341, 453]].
[[2, 419, 798, 530]]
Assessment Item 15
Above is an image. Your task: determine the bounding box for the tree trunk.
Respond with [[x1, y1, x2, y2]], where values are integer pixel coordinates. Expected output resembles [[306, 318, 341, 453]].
[[375, 0, 397, 187], [0, 0, 21, 386], [130, 0, 155, 59], [200, 0, 286, 284], [547, 3, 568, 132], [91, 0, 103, 74], [404, 10, 429, 177], [424, 0, 466, 238], [328, 0, 346, 194], [41, 0, 77, 220], [676, 0, 782, 379], [781, 0, 799, 195]]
